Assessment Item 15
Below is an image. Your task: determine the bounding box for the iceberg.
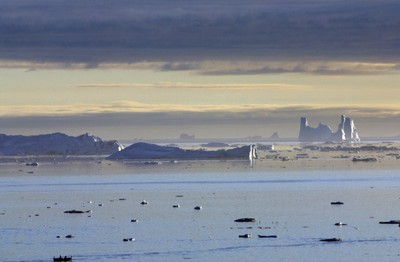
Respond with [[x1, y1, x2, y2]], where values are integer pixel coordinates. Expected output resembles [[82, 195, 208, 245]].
[[0, 132, 123, 156], [107, 142, 257, 160], [298, 115, 360, 142]]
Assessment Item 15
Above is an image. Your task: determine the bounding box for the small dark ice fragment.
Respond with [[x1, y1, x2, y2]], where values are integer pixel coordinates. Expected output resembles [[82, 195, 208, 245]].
[[320, 238, 342, 242], [64, 210, 91, 214], [53, 255, 72, 262], [258, 235, 277, 238], [234, 218, 256, 223], [379, 220, 400, 224], [123, 238, 135, 242]]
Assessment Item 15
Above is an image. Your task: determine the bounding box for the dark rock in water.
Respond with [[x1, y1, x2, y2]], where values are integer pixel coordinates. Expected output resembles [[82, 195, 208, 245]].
[[258, 235, 277, 238], [239, 234, 252, 238], [194, 206, 202, 210], [330, 201, 344, 205], [379, 220, 400, 224], [320, 238, 342, 242], [64, 209, 91, 214], [235, 218, 256, 223], [26, 162, 39, 166], [64, 210, 84, 214], [123, 238, 135, 242], [53, 256, 72, 262]]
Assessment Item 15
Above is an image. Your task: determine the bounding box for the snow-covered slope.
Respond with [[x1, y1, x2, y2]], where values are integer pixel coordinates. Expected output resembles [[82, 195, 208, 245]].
[[0, 132, 123, 155], [107, 142, 254, 160]]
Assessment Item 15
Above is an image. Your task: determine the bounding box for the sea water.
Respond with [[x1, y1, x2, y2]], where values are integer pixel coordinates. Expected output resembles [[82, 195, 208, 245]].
[[1, 160, 400, 261]]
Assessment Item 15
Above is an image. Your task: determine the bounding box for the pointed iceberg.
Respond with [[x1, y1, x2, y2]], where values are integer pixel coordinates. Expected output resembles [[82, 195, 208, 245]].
[[298, 115, 360, 142]]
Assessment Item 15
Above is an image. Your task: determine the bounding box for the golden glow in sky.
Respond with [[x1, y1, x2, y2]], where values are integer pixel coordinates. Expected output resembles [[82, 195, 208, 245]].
[[1, 1, 400, 139]]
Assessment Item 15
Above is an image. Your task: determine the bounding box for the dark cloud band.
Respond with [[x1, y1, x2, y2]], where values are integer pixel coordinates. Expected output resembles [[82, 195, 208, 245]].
[[1, 0, 400, 66]]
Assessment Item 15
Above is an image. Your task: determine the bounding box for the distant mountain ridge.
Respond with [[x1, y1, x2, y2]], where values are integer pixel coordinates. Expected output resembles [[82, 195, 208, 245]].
[[0, 132, 123, 156]]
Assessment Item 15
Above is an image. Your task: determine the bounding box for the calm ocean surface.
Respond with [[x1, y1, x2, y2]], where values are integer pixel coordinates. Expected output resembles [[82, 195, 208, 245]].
[[1, 160, 400, 261]]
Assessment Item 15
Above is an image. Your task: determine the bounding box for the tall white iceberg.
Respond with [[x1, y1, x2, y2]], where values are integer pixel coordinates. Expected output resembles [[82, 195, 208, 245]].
[[298, 115, 360, 142]]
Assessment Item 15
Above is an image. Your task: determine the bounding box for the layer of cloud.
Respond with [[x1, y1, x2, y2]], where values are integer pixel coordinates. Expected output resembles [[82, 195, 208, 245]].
[[1, 101, 399, 117], [77, 82, 310, 90], [3, 59, 399, 76], [1, 0, 400, 69], [200, 62, 400, 76]]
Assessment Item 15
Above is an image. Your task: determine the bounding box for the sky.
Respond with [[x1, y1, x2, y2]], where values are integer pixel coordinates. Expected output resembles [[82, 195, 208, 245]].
[[1, 0, 399, 140]]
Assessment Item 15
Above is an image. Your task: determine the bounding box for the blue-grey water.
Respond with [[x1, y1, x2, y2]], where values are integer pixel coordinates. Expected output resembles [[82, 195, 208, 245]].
[[1, 160, 400, 261]]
